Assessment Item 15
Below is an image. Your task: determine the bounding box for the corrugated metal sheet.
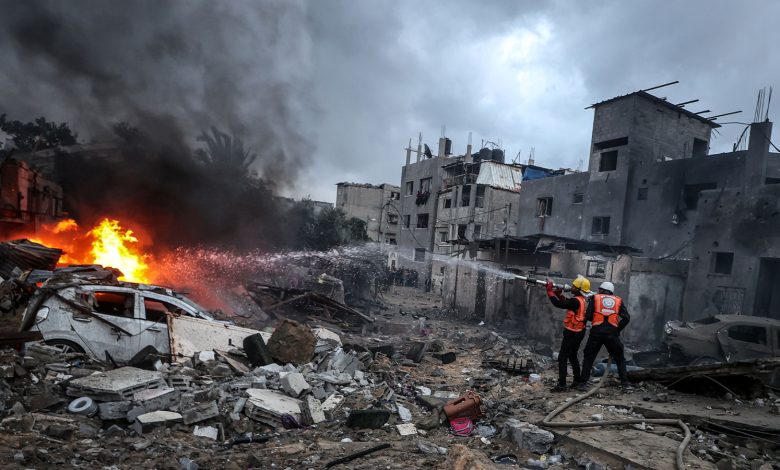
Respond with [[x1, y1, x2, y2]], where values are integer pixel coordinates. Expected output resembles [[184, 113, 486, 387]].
[[475, 161, 523, 192], [0, 239, 62, 280]]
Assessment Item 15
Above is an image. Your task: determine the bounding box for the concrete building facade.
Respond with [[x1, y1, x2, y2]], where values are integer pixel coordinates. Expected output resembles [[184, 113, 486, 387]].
[[335, 182, 400, 244]]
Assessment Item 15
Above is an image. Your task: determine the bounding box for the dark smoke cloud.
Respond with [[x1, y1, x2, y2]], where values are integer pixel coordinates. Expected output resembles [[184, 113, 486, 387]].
[[0, 0, 312, 186]]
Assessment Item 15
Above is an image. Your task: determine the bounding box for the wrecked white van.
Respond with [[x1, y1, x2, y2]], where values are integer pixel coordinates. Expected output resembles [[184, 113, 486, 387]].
[[20, 281, 262, 364]]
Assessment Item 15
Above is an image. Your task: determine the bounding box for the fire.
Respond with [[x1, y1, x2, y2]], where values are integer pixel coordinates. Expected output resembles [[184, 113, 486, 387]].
[[27, 217, 153, 284]]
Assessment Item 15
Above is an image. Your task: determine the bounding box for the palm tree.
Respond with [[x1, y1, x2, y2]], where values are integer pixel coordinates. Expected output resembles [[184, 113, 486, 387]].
[[195, 127, 257, 179]]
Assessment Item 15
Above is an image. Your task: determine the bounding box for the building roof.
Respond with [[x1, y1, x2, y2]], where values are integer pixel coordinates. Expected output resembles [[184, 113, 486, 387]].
[[587, 90, 720, 128], [475, 161, 523, 192], [335, 182, 399, 190]]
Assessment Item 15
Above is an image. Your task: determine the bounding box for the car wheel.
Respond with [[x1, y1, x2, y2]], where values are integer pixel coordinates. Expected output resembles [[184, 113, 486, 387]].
[[691, 356, 720, 366], [45, 339, 86, 354]]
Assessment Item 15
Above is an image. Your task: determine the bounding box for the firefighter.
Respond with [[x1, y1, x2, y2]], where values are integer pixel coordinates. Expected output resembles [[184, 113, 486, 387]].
[[577, 281, 631, 390], [545, 275, 590, 392]]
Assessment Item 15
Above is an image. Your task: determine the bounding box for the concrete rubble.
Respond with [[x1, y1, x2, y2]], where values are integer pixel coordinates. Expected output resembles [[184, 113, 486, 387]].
[[0, 286, 776, 469]]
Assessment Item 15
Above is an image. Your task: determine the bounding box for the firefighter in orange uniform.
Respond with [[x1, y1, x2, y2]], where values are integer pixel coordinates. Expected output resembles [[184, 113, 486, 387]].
[[545, 276, 590, 392], [578, 281, 631, 390]]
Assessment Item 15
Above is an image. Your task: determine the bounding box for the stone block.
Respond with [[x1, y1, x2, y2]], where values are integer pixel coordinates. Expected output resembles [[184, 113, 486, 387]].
[[193, 425, 219, 440], [280, 372, 310, 398], [501, 419, 554, 454], [126, 387, 179, 422], [182, 401, 219, 425], [301, 396, 326, 425], [132, 410, 182, 434], [266, 319, 316, 365]]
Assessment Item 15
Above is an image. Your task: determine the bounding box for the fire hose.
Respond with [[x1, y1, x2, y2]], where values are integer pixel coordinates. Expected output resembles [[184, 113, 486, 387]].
[[539, 358, 692, 470], [514, 274, 590, 295]]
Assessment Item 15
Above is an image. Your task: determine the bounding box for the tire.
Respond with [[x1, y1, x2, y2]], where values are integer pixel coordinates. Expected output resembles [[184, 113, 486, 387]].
[[45, 339, 86, 354]]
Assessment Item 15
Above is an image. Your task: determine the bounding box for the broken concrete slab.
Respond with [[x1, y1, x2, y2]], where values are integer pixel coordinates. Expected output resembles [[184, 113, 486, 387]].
[[182, 400, 219, 425], [321, 393, 345, 420], [396, 423, 417, 436], [301, 396, 326, 425], [193, 425, 219, 440], [502, 419, 554, 454], [126, 387, 179, 422], [66, 367, 166, 402], [244, 388, 302, 426], [266, 319, 316, 365], [132, 410, 182, 434], [280, 372, 310, 397], [312, 327, 342, 353]]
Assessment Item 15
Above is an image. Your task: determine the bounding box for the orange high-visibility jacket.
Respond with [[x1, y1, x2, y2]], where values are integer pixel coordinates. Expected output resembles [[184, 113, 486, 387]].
[[563, 296, 587, 332], [592, 294, 623, 328]]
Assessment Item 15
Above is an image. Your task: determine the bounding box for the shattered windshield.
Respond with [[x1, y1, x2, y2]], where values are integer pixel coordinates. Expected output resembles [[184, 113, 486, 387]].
[[178, 296, 214, 321]]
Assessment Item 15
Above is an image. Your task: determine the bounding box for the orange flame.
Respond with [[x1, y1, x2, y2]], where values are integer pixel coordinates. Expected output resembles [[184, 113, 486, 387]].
[[27, 218, 153, 283]]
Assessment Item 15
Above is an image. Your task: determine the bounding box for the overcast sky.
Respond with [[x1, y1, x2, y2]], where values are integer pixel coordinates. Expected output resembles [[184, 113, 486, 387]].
[[1, 1, 778, 203]]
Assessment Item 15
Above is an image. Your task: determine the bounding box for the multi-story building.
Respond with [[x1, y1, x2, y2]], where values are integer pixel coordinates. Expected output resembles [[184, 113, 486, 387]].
[[335, 182, 400, 245], [406, 87, 780, 347], [0, 158, 65, 237]]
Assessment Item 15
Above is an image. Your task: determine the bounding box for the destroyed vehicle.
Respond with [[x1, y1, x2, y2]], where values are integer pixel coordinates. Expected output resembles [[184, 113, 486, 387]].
[[664, 314, 780, 365], [21, 282, 264, 365]]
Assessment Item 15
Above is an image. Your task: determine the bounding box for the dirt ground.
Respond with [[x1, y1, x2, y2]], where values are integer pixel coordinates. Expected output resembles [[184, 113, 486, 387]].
[[0, 286, 777, 470]]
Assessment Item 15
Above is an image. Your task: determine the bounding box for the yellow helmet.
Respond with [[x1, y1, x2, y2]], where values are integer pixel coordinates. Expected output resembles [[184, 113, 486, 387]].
[[571, 275, 591, 293]]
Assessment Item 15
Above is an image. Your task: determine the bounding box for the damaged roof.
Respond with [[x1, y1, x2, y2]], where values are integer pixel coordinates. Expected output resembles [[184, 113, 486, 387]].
[[474, 161, 523, 192]]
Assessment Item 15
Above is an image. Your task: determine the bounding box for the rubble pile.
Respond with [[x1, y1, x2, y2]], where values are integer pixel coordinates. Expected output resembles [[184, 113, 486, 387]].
[[0, 286, 777, 468]]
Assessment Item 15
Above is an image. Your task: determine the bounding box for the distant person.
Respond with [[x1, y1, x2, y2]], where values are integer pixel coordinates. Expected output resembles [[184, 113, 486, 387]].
[[578, 281, 631, 391], [545, 276, 590, 392]]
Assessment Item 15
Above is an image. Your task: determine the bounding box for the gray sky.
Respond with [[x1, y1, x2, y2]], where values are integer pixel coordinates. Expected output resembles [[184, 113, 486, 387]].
[[298, 0, 779, 202], [0, 1, 777, 203]]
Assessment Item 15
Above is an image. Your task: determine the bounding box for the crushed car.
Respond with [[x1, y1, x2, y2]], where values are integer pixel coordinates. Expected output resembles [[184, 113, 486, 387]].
[[18, 266, 265, 365], [664, 314, 780, 365]]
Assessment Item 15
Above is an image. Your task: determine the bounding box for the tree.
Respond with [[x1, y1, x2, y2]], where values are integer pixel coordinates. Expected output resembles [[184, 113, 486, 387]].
[[0, 114, 77, 152], [194, 127, 257, 180]]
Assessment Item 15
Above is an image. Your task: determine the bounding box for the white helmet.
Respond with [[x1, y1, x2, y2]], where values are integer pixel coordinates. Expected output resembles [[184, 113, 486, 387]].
[[599, 281, 615, 293]]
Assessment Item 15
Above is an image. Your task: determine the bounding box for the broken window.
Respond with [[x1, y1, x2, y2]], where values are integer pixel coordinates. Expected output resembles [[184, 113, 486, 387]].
[[439, 231, 449, 242], [461, 185, 471, 207], [419, 177, 432, 193], [457, 224, 467, 239], [143, 297, 178, 323], [473, 225, 481, 240], [572, 193, 584, 204], [390, 191, 400, 200], [586, 260, 606, 278], [414, 248, 425, 262], [591, 216, 610, 235], [385, 236, 396, 245], [444, 198, 452, 208], [683, 182, 717, 210], [405, 181, 414, 196], [692, 138, 708, 158], [416, 213, 429, 229], [387, 213, 399, 224], [727, 325, 767, 345], [599, 151, 618, 172], [536, 197, 553, 217], [475, 186, 486, 208], [766, 177, 780, 185], [637, 187, 648, 200], [593, 136, 628, 150], [403, 215, 410, 228], [711, 252, 734, 275], [93, 291, 134, 318]]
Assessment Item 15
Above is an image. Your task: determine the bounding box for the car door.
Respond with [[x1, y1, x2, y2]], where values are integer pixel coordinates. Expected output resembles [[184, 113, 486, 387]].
[[716, 323, 771, 361], [138, 293, 180, 357], [67, 287, 141, 364]]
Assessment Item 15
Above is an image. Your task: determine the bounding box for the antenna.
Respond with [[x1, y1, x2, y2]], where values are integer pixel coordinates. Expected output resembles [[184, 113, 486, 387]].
[[707, 111, 742, 121], [441, 125, 446, 138], [467, 131, 472, 146], [766, 87, 773, 121]]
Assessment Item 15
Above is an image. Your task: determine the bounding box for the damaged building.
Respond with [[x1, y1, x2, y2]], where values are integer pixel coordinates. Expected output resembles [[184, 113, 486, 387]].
[[335, 182, 401, 246], [389, 87, 780, 347]]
